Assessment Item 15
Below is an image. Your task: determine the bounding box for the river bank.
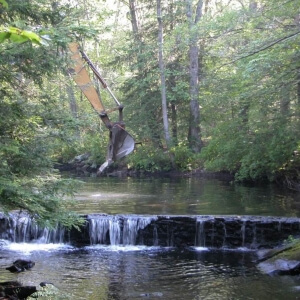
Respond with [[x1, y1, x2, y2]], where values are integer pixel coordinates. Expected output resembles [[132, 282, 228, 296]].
[[55, 153, 234, 181], [55, 152, 300, 192]]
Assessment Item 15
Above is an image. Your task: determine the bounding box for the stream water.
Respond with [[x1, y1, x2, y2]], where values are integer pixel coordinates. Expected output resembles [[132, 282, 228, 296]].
[[1, 177, 300, 299], [74, 177, 300, 217]]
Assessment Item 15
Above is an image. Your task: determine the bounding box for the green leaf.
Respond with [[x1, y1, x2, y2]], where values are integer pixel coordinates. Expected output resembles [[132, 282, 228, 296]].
[[21, 30, 41, 44], [9, 33, 28, 43], [0, 0, 8, 9], [0, 32, 9, 43], [0, 27, 42, 44]]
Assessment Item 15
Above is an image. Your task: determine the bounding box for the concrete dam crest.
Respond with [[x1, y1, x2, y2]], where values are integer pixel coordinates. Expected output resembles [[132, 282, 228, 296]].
[[0, 213, 299, 249]]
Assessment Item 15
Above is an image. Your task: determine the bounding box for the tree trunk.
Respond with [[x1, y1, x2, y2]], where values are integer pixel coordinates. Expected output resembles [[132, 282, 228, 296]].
[[186, 0, 203, 153], [280, 85, 290, 117], [297, 68, 300, 109], [66, 83, 78, 118], [128, 0, 140, 41], [171, 102, 178, 145], [239, 101, 250, 125], [157, 0, 171, 147]]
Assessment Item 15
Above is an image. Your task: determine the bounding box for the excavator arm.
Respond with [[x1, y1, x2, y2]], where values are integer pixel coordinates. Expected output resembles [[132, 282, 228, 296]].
[[68, 43, 134, 173]]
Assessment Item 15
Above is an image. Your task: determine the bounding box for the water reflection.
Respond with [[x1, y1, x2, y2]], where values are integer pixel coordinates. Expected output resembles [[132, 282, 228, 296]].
[[73, 177, 300, 217], [0, 244, 299, 300]]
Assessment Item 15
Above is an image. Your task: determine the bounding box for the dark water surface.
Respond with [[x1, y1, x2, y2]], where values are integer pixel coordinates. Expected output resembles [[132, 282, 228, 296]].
[[1, 177, 300, 299], [74, 177, 300, 216]]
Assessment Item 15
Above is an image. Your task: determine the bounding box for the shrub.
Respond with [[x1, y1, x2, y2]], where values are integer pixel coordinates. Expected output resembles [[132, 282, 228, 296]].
[[128, 145, 172, 172]]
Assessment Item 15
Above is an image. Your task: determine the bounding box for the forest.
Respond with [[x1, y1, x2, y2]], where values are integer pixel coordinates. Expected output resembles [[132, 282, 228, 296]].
[[0, 0, 299, 226]]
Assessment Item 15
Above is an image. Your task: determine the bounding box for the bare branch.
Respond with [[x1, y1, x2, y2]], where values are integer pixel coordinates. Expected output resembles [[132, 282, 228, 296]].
[[216, 30, 300, 70]]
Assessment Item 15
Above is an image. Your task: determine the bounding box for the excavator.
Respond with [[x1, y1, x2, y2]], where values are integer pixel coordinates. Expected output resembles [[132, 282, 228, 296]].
[[68, 43, 135, 173]]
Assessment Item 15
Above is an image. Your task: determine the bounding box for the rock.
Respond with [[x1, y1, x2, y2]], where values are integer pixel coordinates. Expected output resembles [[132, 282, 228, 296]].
[[258, 259, 300, 275], [39, 282, 54, 287], [73, 153, 90, 162], [29, 282, 61, 299], [0, 281, 36, 299], [257, 239, 300, 275], [107, 170, 128, 177], [140, 292, 163, 298], [4, 286, 37, 299], [6, 259, 35, 273]]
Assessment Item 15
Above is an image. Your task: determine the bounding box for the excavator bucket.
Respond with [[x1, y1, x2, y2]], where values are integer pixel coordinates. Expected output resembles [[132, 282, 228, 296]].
[[99, 124, 135, 173]]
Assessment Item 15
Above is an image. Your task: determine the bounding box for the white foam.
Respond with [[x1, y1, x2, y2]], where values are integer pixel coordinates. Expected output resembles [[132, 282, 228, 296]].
[[3, 242, 73, 254], [190, 246, 210, 251], [85, 245, 163, 252]]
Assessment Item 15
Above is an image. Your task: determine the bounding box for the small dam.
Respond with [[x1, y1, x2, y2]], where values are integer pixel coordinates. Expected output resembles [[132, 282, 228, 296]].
[[0, 213, 299, 249]]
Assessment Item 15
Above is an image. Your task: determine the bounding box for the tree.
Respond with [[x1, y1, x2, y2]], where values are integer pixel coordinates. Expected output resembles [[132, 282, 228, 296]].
[[186, 0, 203, 153], [157, 0, 171, 147], [0, 0, 91, 227], [200, 0, 300, 186]]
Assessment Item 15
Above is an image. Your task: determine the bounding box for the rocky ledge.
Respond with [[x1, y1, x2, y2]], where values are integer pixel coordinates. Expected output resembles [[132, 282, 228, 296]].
[[257, 239, 300, 275]]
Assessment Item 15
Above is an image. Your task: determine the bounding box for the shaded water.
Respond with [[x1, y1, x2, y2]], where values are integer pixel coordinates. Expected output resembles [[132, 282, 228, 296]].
[[1, 177, 300, 299], [74, 177, 300, 216]]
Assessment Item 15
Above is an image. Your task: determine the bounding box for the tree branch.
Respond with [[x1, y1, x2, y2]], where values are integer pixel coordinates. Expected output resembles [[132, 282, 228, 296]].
[[217, 30, 300, 70]]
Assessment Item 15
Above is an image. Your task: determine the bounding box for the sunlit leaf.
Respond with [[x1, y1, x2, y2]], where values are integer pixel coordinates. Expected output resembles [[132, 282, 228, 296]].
[[21, 30, 41, 43], [9, 33, 28, 43], [0, 0, 8, 9], [0, 31, 9, 42]]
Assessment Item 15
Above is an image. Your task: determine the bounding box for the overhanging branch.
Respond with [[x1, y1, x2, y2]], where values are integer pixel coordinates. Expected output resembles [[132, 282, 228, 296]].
[[216, 30, 300, 70]]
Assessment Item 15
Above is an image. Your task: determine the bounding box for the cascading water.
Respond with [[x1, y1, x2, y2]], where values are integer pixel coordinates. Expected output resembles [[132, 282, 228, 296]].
[[195, 218, 206, 247], [0, 213, 299, 249], [0, 213, 65, 243], [88, 217, 110, 245], [109, 217, 121, 245], [88, 215, 156, 246], [241, 220, 246, 247], [222, 222, 228, 247]]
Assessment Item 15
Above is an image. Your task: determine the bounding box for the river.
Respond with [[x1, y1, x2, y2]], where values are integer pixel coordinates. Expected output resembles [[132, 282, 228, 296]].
[[1, 176, 300, 299], [73, 177, 300, 216]]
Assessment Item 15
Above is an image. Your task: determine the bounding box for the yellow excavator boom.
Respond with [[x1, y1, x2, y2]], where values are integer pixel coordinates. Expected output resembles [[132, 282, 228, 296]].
[[68, 42, 105, 114], [68, 43, 135, 173]]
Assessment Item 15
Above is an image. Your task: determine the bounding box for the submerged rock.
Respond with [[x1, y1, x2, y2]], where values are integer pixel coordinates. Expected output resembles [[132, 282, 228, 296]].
[[6, 259, 35, 273], [140, 292, 163, 297]]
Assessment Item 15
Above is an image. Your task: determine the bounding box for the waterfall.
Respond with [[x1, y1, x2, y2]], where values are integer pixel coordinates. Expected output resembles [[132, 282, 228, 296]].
[[88, 215, 155, 246], [109, 217, 121, 245], [89, 217, 110, 245], [241, 221, 246, 247], [1, 213, 299, 249], [195, 218, 206, 247], [153, 225, 158, 246], [0, 213, 65, 243]]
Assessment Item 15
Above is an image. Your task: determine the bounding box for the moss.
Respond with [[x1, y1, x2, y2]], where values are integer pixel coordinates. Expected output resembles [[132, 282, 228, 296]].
[[262, 239, 300, 262], [275, 240, 300, 261]]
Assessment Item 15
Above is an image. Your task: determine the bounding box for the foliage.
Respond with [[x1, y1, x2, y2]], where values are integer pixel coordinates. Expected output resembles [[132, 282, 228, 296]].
[[170, 144, 202, 171], [0, 26, 42, 44], [1, 0, 300, 205], [198, 0, 300, 185], [127, 143, 202, 172], [0, 0, 96, 227], [128, 145, 172, 172], [82, 131, 108, 166], [0, 94, 84, 227]]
